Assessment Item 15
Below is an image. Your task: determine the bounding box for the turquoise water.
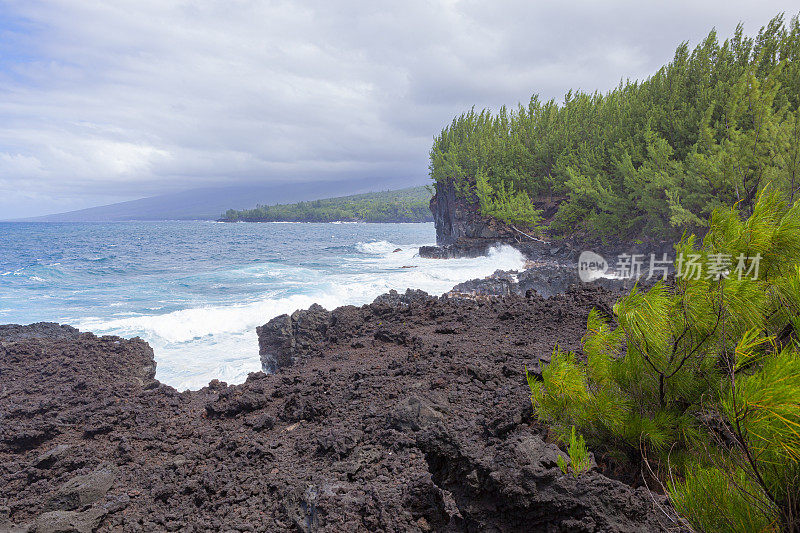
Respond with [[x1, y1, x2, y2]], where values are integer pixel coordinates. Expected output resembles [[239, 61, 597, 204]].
[[0, 221, 525, 390]]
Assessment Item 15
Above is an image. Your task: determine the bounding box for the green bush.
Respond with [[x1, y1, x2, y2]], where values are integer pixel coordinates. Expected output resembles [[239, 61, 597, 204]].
[[476, 170, 542, 227], [528, 191, 800, 530]]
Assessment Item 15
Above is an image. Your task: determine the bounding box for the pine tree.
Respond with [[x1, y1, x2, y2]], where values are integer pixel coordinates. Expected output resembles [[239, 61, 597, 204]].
[[529, 191, 800, 531]]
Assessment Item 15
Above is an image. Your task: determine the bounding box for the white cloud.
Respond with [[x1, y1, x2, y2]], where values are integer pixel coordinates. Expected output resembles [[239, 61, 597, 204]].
[[0, 0, 797, 217]]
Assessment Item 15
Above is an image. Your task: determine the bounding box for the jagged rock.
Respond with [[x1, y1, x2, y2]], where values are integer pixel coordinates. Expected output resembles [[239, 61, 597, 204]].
[[291, 303, 331, 353], [429, 180, 517, 248], [259, 292, 434, 372], [450, 269, 518, 297], [371, 288, 432, 307], [0, 323, 80, 342], [389, 396, 445, 431], [257, 314, 295, 371], [34, 445, 72, 468], [258, 304, 331, 372], [418, 427, 666, 531], [46, 464, 116, 511]]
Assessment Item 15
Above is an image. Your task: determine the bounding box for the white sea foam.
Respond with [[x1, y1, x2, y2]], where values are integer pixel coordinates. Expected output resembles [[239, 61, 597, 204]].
[[77, 243, 526, 391], [355, 240, 398, 254]]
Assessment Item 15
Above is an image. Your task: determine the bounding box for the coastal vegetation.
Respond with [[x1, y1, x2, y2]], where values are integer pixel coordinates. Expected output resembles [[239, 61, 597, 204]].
[[430, 14, 800, 239], [220, 186, 433, 223], [528, 191, 800, 531]]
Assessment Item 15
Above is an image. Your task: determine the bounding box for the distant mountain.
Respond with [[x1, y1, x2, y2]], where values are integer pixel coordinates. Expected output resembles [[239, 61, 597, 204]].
[[13, 177, 426, 222], [220, 186, 433, 223]]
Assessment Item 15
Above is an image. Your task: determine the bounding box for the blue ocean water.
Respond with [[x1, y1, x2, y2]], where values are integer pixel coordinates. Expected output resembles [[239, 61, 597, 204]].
[[0, 221, 525, 390]]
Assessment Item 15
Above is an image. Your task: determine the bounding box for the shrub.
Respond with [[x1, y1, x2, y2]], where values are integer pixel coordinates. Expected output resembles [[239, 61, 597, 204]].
[[476, 170, 542, 227], [555, 426, 593, 478]]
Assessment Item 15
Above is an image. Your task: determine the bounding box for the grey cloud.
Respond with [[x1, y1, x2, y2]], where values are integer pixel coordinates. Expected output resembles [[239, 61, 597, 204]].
[[0, 0, 797, 217]]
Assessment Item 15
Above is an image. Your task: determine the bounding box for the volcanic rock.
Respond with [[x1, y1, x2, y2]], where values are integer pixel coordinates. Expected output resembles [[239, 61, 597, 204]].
[[1, 285, 678, 531]]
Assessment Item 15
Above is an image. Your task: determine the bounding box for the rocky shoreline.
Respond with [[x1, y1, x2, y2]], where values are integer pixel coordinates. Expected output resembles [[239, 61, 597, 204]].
[[0, 259, 680, 532]]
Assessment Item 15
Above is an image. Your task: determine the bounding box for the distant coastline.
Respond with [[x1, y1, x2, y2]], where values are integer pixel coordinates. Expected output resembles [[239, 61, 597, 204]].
[[219, 185, 433, 223]]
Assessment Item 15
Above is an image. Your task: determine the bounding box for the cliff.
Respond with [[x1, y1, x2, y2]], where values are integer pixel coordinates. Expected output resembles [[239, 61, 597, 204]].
[[421, 180, 568, 259], [421, 180, 517, 258], [421, 180, 678, 266]]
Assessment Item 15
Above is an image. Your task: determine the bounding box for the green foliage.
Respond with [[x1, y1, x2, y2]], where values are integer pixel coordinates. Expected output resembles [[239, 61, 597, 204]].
[[528, 191, 800, 530], [220, 187, 433, 223], [430, 14, 800, 239], [476, 170, 542, 227], [669, 465, 775, 533], [556, 426, 593, 478]]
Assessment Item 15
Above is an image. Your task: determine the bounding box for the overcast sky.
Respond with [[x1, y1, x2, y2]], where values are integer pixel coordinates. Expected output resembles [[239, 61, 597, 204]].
[[0, 1, 797, 218]]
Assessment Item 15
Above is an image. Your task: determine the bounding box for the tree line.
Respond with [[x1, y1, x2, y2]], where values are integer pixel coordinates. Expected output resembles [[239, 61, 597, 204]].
[[430, 14, 800, 239], [220, 186, 433, 223]]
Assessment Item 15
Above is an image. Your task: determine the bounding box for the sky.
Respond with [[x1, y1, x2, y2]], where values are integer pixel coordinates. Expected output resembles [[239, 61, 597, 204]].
[[0, 1, 798, 218]]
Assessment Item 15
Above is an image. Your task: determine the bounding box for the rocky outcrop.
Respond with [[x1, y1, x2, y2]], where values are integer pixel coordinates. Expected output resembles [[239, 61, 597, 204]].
[[422, 179, 681, 266], [1, 287, 677, 531], [257, 303, 332, 372], [257, 290, 433, 372], [0, 322, 80, 343], [447, 262, 655, 300], [423, 180, 520, 257]]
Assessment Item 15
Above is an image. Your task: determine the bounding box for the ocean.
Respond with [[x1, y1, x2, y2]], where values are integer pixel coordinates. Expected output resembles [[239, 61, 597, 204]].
[[0, 221, 525, 390]]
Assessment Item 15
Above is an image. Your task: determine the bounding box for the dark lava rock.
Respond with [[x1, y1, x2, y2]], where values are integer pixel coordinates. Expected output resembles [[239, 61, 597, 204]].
[[1, 289, 678, 531], [35, 507, 107, 533], [0, 323, 80, 342], [46, 465, 116, 511], [450, 269, 518, 297], [429, 180, 518, 248], [257, 303, 331, 372]]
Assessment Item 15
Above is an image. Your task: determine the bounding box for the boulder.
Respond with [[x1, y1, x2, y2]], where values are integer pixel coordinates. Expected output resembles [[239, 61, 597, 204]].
[[257, 304, 331, 372]]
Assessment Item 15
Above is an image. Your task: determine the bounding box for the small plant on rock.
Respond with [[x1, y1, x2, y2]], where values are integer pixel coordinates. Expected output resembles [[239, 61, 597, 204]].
[[556, 426, 592, 478]]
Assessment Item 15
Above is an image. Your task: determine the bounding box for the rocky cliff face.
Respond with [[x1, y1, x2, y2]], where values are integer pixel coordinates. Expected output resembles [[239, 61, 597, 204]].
[[423, 180, 517, 256], [423, 180, 678, 265], [422, 180, 571, 259]]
